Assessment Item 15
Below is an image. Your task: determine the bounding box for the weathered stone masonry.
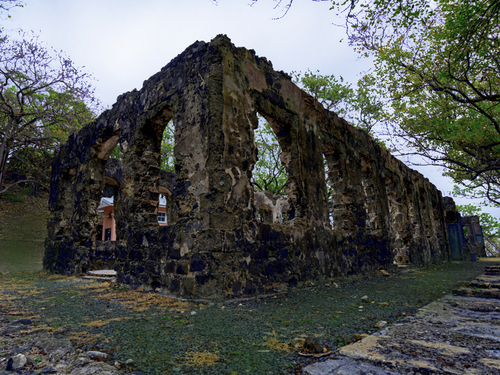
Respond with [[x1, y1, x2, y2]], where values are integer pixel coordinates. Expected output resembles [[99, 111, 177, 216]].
[[45, 35, 452, 300]]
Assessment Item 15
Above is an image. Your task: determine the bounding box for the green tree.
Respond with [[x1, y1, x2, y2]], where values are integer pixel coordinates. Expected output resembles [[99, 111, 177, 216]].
[[160, 120, 175, 172], [331, 0, 500, 205], [293, 70, 386, 138], [253, 118, 287, 196], [457, 204, 500, 256], [0, 31, 97, 195]]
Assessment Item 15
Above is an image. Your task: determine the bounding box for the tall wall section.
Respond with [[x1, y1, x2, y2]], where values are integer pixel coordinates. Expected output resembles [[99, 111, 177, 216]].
[[44, 35, 450, 300]]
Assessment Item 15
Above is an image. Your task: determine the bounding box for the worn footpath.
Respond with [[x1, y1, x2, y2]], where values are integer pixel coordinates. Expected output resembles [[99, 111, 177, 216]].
[[303, 264, 500, 374]]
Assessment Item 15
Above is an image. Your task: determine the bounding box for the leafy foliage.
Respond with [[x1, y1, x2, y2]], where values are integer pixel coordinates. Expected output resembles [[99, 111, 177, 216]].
[[0, 31, 97, 195], [160, 120, 175, 172], [293, 70, 387, 145], [331, 0, 500, 206]]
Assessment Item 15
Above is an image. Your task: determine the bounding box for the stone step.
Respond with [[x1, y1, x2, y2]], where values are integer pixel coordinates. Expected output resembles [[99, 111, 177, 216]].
[[484, 266, 500, 275], [467, 281, 500, 289], [485, 265, 500, 270], [81, 275, 117, 282], [82, 270, 117, 283], [452, 287, 500, 299], [484, 271, 500, 276], [87, 270, 116, 277]]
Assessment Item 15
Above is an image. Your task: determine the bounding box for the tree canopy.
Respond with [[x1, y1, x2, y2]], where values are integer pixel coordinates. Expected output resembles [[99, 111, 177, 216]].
[[330, 0, 500, 205], [252, 117, 287, 196], [0, 31, 97, 195], [293, 70, 385, 138]]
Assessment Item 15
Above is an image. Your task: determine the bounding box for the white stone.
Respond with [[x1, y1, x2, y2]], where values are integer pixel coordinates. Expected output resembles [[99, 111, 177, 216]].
[[9, 354, 27, 370], [86, 351, 108, 359], [87, 270, 116, 276]]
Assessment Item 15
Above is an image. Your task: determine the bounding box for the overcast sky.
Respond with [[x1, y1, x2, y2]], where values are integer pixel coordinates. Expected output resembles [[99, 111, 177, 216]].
[[6, 0, 499, 219]]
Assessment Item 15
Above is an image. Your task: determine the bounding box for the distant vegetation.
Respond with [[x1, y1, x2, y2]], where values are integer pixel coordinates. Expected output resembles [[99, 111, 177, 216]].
[[0, 0, 98, 198]]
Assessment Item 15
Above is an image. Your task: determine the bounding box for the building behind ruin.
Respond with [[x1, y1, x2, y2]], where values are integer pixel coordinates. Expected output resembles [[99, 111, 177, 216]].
[[45, 35, 472, 300]]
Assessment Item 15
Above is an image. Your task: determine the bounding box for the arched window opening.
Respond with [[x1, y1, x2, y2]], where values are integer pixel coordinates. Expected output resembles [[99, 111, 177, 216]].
[[96, 143, 122, 242], [160, 120, 175, 172], [138, 108, 176, 227], [252, 114, 290, 223], [252, 114, 288, 198], [156, 119, 176, 225]]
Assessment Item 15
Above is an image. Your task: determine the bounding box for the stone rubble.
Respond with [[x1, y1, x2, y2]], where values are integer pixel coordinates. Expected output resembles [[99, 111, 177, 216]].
[[0, 317, 124, 375]]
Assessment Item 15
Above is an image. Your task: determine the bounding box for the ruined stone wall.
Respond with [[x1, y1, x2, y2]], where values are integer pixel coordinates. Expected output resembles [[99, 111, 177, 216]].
[[44, 35, 451, 300], [461, 216, 487, 258]]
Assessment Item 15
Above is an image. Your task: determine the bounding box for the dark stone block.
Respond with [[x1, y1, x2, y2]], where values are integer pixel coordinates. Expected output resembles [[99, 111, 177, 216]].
[[258, 224, 271, 241], [129, 249, 144, 261], [255, 245, 268, 260], [183, 277, 196, 295], [165, 261, 176, 273], [190, 254, 205, 272], [169, 247, 181, 260], [278, 248, 288, 260], [176, 262, 188, 275], [232, 281, 242, 295], [145, 260, 158, 275], [170, 279, 181, 293], [263, 260, 285, 276], [195, 274, 210, 285], [249, 261, 262, 276], [244, 279, 256, 295]]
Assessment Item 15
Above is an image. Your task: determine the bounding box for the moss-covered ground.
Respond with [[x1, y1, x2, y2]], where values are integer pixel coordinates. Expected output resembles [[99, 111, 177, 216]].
[[1, 261, 496, 374]]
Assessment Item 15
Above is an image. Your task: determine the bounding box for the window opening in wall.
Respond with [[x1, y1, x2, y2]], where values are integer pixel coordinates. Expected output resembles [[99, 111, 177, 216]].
[[158, 194, 167, 225], [323, 155, 335, 229], [109, 143, 122, 160], [96, 141, 121, 242], [98, 195, 115, 241], [160, 120, 175, 172], [252, 114, 290, 224], [258, 209, 265, 222], [156, 119, 175, 225], [253, 114, 287, 198]]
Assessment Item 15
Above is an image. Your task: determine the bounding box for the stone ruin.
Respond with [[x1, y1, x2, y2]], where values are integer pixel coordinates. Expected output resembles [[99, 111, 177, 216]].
[[443, 197, 486, 260], [44, 35, 479, 300]]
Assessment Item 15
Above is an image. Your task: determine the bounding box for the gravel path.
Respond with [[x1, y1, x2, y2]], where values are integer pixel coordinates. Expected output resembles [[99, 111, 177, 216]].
[[0, 260, 493, 374]]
